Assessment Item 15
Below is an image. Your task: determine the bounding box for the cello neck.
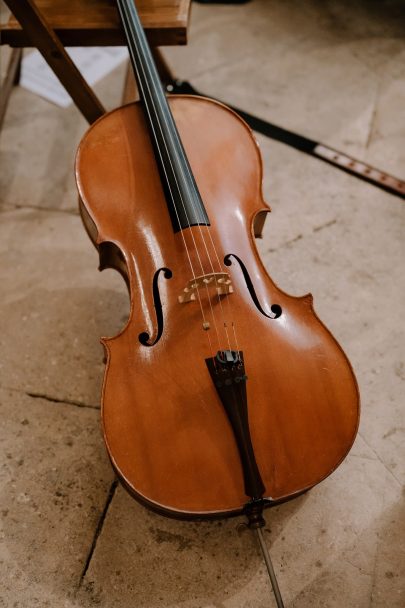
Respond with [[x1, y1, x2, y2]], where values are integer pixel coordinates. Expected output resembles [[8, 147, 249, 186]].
[[116, 0, 209, 232]]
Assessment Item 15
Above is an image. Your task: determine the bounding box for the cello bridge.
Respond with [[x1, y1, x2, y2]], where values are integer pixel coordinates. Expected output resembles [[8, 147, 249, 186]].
[[178, 272, 233, 303]]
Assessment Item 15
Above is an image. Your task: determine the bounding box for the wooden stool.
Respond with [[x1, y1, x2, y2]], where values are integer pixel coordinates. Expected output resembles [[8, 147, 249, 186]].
[[0, 0, 191, 126]]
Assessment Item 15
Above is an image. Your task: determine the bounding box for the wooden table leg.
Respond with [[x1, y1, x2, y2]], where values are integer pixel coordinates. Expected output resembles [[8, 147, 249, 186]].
[[122, 47, 175, 104], [122, 48, 175, 105], [0, 47, 22, 129], [152, 47, 175, 86], [121, 60, 138, 104], [3, 0, 105, 124]]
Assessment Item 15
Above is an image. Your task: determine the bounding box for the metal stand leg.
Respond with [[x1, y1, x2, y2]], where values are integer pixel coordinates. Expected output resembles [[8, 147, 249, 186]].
[[244, 500, 285, 607], [255, 527, 285, 608]]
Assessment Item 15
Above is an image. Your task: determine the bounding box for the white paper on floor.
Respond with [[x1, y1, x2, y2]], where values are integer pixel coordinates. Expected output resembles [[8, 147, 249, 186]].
[[20, 47, 128, 107]]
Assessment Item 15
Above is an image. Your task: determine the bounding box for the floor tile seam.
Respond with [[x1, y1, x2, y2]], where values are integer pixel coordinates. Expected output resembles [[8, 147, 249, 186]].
[[188, 42, 288, 85], [266, 217, 338, 253], [368, 486, 386, 607], [343, 556, 374, 578], [357, 430, 402, 488], [187, 36, 277, 84], [0, 383, 100, 410], [188, 34, 389, 92], [365, 78, 382, 151], [187, 29, 348, 84], [1, 203, 79, 216], [348, 43, 404, 76], [76, 478, 119, 591], [350, 452, 379, 463]]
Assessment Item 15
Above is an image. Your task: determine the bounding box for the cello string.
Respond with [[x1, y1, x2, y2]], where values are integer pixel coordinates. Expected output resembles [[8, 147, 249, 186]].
[[170, 155, 242, 355], [120, 3, 227, 353], [256, 527, 285, 608], [161, 91, 241, 351], [121, 0, 234, 356], [165, 101, 242, 353], [123, 0, 233, 352], [118, 0, 219, 354], [200, 223, 241, 353], [177, 149, 236, 353], [136, 89, 227, 350]]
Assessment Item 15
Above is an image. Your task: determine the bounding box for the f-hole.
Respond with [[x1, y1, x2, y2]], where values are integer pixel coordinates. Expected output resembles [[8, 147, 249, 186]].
[[139, 267, 173, 346], [224, 254, 282, 319]]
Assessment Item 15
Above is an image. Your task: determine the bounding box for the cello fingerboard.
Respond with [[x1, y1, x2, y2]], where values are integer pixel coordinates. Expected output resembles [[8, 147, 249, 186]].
[[116, 0, 210, 232]]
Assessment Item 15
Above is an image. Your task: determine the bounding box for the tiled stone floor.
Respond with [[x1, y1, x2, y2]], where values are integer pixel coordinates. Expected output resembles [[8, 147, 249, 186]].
[[0, 1, 404, 606]]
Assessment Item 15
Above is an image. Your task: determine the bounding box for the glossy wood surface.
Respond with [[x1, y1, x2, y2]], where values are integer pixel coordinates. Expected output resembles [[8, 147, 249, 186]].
[[2, 0, 191, 47], [76, 96, 360, 517]]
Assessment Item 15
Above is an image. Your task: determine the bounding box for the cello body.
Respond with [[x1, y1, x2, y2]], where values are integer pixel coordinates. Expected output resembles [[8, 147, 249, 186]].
[[75, 95, 360, 518]]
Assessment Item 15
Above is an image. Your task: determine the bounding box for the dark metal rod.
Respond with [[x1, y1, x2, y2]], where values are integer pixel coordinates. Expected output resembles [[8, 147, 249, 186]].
[[255, 527, 285, 608]]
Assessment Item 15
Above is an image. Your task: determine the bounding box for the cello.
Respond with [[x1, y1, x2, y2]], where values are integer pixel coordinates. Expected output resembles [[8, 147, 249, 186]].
[[75, 1, 360, 605]]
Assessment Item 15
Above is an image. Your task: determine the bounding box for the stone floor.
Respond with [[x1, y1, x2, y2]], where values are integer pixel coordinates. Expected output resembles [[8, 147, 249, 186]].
[[0, 1, 404, 606]]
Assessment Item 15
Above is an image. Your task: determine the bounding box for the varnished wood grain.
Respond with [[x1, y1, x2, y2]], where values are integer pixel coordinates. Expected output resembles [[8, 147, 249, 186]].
[[76, 96, 360, 518], [1, 0, 191, 47]]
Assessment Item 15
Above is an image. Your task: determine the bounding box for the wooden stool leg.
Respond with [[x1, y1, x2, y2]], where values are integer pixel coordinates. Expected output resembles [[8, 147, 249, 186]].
[[0, 47, 22, 129], [122, 60, 138, 104], [152, 47, 175, 86], [121, 48, 173, 104], [13, 47, 23, 85], [3, 0, 105, 124]]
